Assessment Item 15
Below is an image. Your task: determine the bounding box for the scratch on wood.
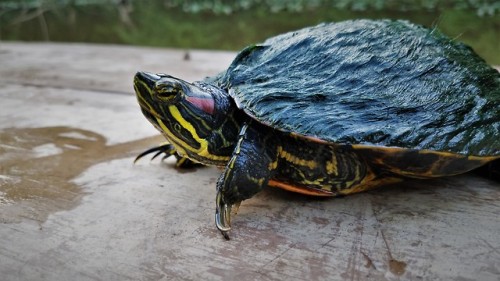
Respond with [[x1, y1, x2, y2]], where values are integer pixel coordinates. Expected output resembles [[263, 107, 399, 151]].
[[380, 230, 393, 260], [381, 230, 407, 276], [360, 251, 376, 270], [257, 243, 294, 273], [479, 238, 500, 255]]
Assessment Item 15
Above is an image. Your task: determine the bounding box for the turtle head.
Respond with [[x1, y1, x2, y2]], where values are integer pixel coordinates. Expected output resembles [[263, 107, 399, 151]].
[[134, 71, 235, 165]]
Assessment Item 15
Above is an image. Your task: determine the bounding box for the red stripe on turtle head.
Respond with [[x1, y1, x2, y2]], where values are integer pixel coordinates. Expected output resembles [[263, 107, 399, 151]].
[[186, 96, 215, 115]]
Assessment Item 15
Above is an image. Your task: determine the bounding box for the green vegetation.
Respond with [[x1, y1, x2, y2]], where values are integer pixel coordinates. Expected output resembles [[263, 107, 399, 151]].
[[165, 0, 500, 16], [1, 0, 499, 64]]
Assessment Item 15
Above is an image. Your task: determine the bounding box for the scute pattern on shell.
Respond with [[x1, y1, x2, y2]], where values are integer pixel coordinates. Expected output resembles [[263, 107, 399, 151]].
[[213, 19, 500, 156]]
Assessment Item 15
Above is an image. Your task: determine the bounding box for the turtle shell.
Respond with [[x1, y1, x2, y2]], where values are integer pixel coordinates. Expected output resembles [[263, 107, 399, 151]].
[[214, 19, 500, 157]]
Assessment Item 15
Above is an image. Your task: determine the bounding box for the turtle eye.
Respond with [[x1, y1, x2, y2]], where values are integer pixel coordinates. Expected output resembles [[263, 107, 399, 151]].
[[154, 84, 181, 102]]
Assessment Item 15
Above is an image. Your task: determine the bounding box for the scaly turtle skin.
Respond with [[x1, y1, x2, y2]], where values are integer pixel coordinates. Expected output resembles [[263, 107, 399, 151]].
[[133, 19, 500, 239]]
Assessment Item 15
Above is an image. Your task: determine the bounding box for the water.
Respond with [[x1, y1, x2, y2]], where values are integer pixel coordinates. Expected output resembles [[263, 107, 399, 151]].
[[1, 2, 498, 64]]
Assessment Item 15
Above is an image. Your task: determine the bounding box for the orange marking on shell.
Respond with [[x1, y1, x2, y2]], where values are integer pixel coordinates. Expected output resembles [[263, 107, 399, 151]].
[[268, 179, 334, 196]]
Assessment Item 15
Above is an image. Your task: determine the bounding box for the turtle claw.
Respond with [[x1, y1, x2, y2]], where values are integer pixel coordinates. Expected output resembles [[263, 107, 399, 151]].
[[215, 191, 232, 240], [135, 143, 203, 168], [134, 143, 175, 163], [151, 150, 166, 161]]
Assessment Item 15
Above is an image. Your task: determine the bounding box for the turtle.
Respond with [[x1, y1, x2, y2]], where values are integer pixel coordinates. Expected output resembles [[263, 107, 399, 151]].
[[133, 19, 500, 239]]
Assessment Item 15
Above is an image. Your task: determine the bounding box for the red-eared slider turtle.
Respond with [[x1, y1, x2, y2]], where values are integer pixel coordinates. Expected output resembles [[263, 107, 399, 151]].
[[133, 19, 500, 239]]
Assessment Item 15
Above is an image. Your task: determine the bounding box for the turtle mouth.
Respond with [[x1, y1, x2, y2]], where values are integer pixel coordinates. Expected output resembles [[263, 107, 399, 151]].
[[139, 106, 158, 122], [135, 87, 164, 130], [139, 106, 167, 135], [134, 72, 164, 120], [134, 71, 160, 89], [135, 91, 163, 119]]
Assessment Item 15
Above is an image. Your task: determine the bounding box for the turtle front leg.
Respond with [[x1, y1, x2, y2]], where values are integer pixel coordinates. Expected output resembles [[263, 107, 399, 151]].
[[134, 142, 200, 168], [215, 123, 277, 239]]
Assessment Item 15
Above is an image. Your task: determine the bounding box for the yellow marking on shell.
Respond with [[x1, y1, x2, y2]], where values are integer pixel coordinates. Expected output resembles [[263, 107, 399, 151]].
[[268, 160, 278, 171], [326, 154, 338, 176], [289, 132, 330, 144], [337, 172, 401, 196], [341, 159, 365, 190], [352, 144, 500, 161], [352, 144, 500, 178], [300, 177, 326, 187], [164, 105, 230, 162], [277, 146, 317, 170]]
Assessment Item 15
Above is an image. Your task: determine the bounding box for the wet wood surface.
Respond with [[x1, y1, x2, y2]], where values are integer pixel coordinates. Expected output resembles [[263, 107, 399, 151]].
[[0, 42, 499, 281]]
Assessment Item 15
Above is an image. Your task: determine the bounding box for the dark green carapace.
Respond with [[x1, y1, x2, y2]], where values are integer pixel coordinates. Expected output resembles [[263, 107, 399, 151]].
[[134, 19, 500, 239], [216, 20, 500, 156]]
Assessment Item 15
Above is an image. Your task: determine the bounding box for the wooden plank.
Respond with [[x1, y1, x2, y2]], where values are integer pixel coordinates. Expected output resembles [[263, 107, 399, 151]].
[[0, 42, 499, 281]]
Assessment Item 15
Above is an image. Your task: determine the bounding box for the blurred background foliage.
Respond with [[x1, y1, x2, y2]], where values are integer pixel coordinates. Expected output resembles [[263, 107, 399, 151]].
[[0, 0, 499, 64]]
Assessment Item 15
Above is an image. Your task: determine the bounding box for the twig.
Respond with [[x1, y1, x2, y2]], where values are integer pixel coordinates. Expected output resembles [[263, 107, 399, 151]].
[[37, 7, 49, 41]]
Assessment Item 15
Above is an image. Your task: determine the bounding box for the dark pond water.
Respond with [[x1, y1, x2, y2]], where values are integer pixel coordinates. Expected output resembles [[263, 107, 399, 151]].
[[1, 1, 499, 64]]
